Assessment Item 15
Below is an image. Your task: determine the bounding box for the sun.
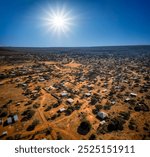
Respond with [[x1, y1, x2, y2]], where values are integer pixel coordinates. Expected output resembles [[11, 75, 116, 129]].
[[50, 14, 69, 31], [52, 15, 66, 28], [42, 6, 74, 36]]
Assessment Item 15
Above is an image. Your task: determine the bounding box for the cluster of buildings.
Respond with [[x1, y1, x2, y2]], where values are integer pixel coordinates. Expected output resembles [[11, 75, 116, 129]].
[[0, 46, 149, 139]]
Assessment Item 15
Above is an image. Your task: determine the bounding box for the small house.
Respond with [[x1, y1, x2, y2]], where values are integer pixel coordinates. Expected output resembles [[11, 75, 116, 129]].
[[97, 111, 108, 120], [67, 98, 74, 104], [111, 100, 116, 105], [100, 120, 106, 125], [2, 131, 7, 136], [38, 78, 45, 82], [61, 91, 68, 97], [22, 83, 27, 87], [59, 108, 66, 112], [85, 93, 91, 97], [125, 98, 130, 102], [44, 87, 50, 92], [7, 117, 12, 124], [130, 93, 137, 97], [13, 115, 19, 122]]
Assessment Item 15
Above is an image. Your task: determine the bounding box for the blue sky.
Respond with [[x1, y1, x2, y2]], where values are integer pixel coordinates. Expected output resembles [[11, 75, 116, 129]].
[[0, 0, 150, 47]]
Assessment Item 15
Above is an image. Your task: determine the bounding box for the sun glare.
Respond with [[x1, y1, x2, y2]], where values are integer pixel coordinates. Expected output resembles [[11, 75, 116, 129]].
[[52, 15, 65, 27], [42, 5, 74, 36]]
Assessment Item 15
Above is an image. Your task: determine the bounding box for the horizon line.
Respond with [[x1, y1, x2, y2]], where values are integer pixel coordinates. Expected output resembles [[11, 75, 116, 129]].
[[1, 44, 150, 48]]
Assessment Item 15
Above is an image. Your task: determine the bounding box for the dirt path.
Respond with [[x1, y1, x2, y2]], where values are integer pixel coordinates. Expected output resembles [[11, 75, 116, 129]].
[[35, 89, 77, 139]]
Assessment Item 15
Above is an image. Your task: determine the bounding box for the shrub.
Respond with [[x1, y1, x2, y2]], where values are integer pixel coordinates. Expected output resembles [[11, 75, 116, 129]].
[[77, 121, 91, 135], [21, 109, 35, 121], [0, 111, 7, 118], [26, 119, 39, 131], [89, 134, 96, 140]]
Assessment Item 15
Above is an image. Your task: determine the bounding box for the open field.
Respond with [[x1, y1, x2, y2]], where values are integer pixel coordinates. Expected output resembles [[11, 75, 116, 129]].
[[0, 46, 150, 140]]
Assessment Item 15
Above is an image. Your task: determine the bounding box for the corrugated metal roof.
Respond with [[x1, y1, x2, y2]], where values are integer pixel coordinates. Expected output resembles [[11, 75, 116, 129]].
[[14, 115, 18, 121]]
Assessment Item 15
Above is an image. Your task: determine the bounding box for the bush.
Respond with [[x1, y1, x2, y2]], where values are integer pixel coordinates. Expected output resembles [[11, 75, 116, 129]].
[[107, 118, 124, 132], [95, 105, 103, 110], [74, 104, 81, 110], [77, 121, 91, 135], [44, 106, 52, 112], [26, 119, 39, 131], [52, 103, 60, 108], [21, 109, 35, 121], [119, 111, 130, 120], [26, 124, 35, 131], [33, 103, 40, 109], [89, 134, 96, 140], [92, 109, 99, 115], [128, 119, 137, 130], [134, 104, 149, 112], [90, 97, 98, 105], [65, 106, 75, 116], [0, 111, 7, 118], [6, 136, 14, 140], [45, 129, 51, 136], [65, 109, 72, 116], [103, 104, 111, 110], [51, 114, 57, 120]]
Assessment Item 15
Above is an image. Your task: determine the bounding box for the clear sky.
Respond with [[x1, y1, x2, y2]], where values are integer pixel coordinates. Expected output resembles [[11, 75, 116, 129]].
[[0, 0, 150, 47]]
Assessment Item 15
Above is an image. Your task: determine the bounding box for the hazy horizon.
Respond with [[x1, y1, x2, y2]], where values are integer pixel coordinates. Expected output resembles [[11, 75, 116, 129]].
[[1, 44, 150, 48]]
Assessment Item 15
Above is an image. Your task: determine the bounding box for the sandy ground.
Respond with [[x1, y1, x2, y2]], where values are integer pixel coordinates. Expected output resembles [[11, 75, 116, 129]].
[[0, 59, 149, 140]]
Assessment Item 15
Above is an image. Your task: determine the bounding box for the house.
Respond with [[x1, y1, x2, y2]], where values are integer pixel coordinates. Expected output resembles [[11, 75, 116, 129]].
[[100, 120, 106, 125], [7, 117, 12, 124], [111, 100, 116, 105], [103, 82, 108, 86], [125, 98, 130, 102], [87, 85, 93, 90], [50, 86, 55, 90], [61, 91, 68, 97], [97, 112, 108, 120], [44, 87, 50, 92], [59, 108, 66, 112], [16, 102, 20, 106], [13, 115, 18, 122], [38, 78, 45, 82], [22, 83, 27, 87], [115, 86, 121, 89], [85, 93, 91, 97], [130, 93, 137, 97], [2, 131, 7, 136], [67, 98, 74, 104]]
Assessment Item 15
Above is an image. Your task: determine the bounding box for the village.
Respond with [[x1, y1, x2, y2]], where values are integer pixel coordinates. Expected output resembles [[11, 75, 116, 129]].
[[0, 46, 149, 140]]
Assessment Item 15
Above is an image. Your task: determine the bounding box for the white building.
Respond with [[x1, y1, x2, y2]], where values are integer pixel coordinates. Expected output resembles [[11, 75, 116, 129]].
[[61, 91, 68, 97], [7, 117, 12, 124], [130, 93, 137, 97], [2, 131, 7, 136], [13, 115, 19, 122], [38, 78, 45, 82], [67, 98, 74, 104], [59, 108, 66, 112], [97, 112, 108, 120], [85, 93, 91, 97]]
